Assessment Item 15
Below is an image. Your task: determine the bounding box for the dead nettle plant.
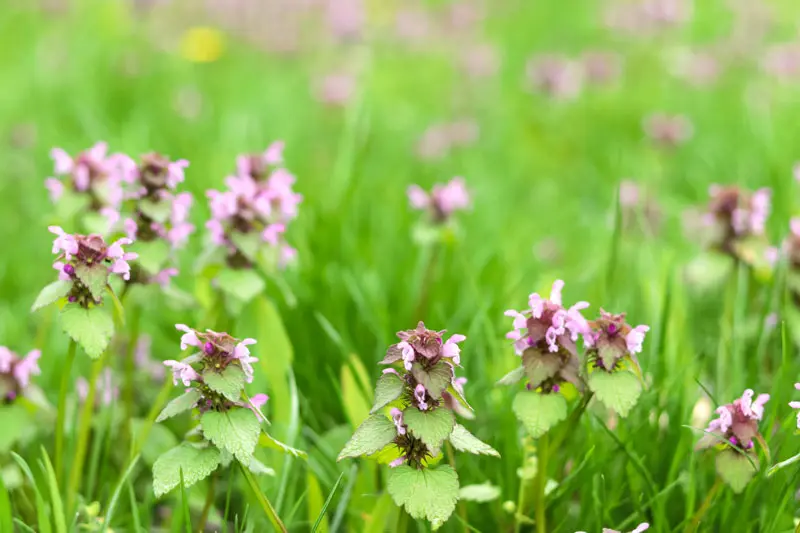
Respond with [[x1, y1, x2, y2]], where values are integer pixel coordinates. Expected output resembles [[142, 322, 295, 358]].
[[338, 322, 499, 530], [499, 280, 649, 532], [153, 324, 305, 532], [31, 225, 136, 509], [202, 141, 301, 316]]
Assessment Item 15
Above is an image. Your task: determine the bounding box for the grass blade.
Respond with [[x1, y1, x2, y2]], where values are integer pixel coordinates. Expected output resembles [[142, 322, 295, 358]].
[[103, 454, 140, 530], [40, 446, 67, 533], [311, 472, 344, 533]]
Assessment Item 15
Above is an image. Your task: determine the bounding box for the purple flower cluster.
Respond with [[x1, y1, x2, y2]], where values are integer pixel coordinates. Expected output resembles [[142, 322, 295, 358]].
[[163, 324, 267, 418], [525, 52, 622, 99], [206, 142, 301, 268], [49, 226, 137, 306], [379, 322, 469, 468], [0, 347, 41, 402], [415, 121, 479, 161], [698, 389, 770, 450], [704, 184, 772, 257], [585, 309, 650, 373], [407, 177, 470, 224], [643, 113, 693, 147]]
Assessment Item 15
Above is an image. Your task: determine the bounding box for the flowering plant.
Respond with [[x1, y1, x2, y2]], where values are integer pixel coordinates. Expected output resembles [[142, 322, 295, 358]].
[[152, 324, 303, 498], [338, 322, 498, 529]]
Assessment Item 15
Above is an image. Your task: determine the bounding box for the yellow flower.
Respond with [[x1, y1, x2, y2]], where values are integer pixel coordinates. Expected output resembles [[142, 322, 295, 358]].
[[180, 27, 225, 63]]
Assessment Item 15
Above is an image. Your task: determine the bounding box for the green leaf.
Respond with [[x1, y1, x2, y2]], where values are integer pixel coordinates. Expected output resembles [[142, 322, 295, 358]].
[[203, 365, 246, 402], [588, 370, 643, 418], [337, 414, 397, 461], [521, 349, 561, 388], [512, 391, 567, 439], [135, 240, 171, 276], [230, 232, 263, 263], [201, 408, 261, 463], [75, 263, 109, 302], [31, 280, 72, 312], [716, 449, 758, 494], [216, 268, 266, 304], [411, 362, 453, 399], [458, 483, 501, 503], [155, 390, 201, 423], [370, 372, 405, 414], [448, 424, 500, 457], [130, 419, 179, 467], [260, 432, 308, 459], [403, 407, 455, 451], [0, 405, 27, 452], [60, 304, 114, 358], [387, 464, 459, 530], [152, 443, 221, 498], [496, 366, 526, 386], [248, 456, 276, 476], [139, 198, 173, 224]]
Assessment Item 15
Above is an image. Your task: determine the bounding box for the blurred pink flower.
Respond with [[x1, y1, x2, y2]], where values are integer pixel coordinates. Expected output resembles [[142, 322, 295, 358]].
[[315, 73, 356, 106], [643, 113, 693, 147], [526, 54, 583, 99], [582, 51, 623, 85], [407, 177, 470, 223]]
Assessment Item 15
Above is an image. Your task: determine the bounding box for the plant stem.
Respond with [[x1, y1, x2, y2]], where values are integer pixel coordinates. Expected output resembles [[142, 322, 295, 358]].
[[535, 434, 548, 533], [67, 353, 106, 513], [514, 440, 529, 533], [414, 244, 440, 320], [685, 478, 722, 533], [445, 442, 468, 532], [239, 460, 287, 533], [199, 470, 218, 532], [122, 305, 141, 444], [130, 377, 173, 460], [55, 339, 77, 485]]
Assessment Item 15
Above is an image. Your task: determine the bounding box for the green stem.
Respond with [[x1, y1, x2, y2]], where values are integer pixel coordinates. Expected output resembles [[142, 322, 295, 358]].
[[685, 478, 722, 533], [130, 377, 173, 460], [413, 244, 440, 320], [55, 340, 77, 485], [67, 353, 106, 512], [445, 442, 468, 532], [514, 439, 529, 533], [535, 434, 548, 533], [199, 470, 218, 531], [239, 461, 287, 532], [123, 305, 141, 443]]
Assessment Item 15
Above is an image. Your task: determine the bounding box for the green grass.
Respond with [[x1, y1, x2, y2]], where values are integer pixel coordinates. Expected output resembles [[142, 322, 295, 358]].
[[2, 0, 800, 531]]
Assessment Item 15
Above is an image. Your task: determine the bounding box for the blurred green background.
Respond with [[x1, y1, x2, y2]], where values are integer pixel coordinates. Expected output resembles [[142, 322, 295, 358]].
[[3, 0, 800, 531]]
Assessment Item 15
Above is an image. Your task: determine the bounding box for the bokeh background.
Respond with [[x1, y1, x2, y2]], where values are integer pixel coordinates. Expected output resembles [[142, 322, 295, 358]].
[[3, 0, 800, 531]]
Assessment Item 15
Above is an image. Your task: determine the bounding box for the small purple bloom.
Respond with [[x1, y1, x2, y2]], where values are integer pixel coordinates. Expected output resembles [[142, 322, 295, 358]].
[[414, 384, 429, 410], [391, 407, 406, 435]]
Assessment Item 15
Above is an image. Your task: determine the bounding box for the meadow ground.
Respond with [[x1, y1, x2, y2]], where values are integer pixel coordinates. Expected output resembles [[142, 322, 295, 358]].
[[2, 0, 800, 532]]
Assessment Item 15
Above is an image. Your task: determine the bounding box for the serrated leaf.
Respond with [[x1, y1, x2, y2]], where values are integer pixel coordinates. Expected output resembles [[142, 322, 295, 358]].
[[75, 263, 109, 302], [512, 391, 567, 438], [387, 464, 459, 530], [156, 390, 201, 423], [135, 240, 171, 276], [403, 407, 455, 450], [588, 370, 642, 418], [230, 233, 262, 263], [411, 362, 453, 399], [201, 408, 261, 463], [370, 373, 405, 414], [716, 449, 758, 494], [521, 350, 561, 388], [496, 366, 526, 386], [216, 268, 266, 304], [130, 419, 179, 467], [337, 414, 397, 461], [203, 365, 246, 402], [139, 198, 173, 224], [152, 443, 221, 498], [60, 303, 114, 358], [31, 280, 72, 312], [448, 424, 500, 457], [248, 456, 276, 476], [458, 483, 501, 502]]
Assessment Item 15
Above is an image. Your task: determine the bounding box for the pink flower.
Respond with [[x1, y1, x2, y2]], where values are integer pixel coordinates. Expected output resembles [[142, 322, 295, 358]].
[[702, 389, 769, 449], [389, 456, 407, 468], [166, 159, 189, 189], [414, 384, 428, 410], [0, 347, 13, 373], [107, 238, 138, 281], [391, 407, 406, 435], [48, 226, 79, 258], [398, 341, 415, 370], [51, 148, 74, 174], [163, 360, 200, 386], [45, 178, 64, 202], [232, 338, 259, 382], [526, 54, 583, 99], [153, 268, 179, 287], [625, 325, 650, 355], [315, 73, 356, 106], [408, 178, 470, 223], [442, 334, 466, 365], [13, 350, 41, 388], [249, 393, 270, 420], [176, 324, 202, 350], [643, 113, 693, 147], [407, 185, 431, 209], [789, 383, 800, 429], [262, 223, 286, 245]]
